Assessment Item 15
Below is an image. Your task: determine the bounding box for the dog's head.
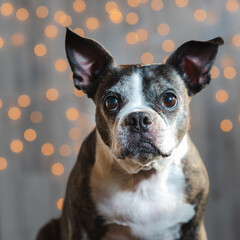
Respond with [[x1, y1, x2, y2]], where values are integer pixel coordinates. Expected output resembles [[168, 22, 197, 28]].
[[65, 28, 223, 173]]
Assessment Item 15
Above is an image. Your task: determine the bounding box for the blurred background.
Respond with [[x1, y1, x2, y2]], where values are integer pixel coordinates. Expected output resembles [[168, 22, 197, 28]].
[[0, 0, 239, 239]]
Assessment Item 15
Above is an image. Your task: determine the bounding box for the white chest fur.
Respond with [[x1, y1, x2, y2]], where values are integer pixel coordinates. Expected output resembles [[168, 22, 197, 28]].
[[90, 135, 195, 240]]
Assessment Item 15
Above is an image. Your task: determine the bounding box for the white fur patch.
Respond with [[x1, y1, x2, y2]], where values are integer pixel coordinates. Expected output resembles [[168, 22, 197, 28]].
[[91, 134, 195, 240]]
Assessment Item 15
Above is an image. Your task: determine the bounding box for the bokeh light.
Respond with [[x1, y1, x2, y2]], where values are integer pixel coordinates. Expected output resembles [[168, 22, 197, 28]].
[[220, 119, 233, 132], [11, 33, 25, 47], [162, 40, 175, 52], [36, 5, 48, 19], [0, 37, 4, 48], [73, 28, 85, 36], [41, 143, 54, 156], [86, 17, 99, 30], [109, 8, 123, 24], [105, 1, 118, 12], [45, 25, 58, 38], [126, 12, 139, 25], [0, 99, 2, 108], [215, 90, 229, 103], [73, 0, 86, 13], [157, 23, 170, 36], [151, 0, 164, 11], [141, 52, 154, 64], [10, 140, 23, 153], [54, 10, 66, 23], [128, 0, 140, 8], [46, 88, 59, 101], [226, 0, 239, 12], [224, 66, 236, 79], [175, 0, 188, 7], [8, 107, 21, 120], [126, 32, 138, 45], [30, 111, 43, 123], [68, 127, 82, 140], [16, 8, 29, 21], [0, 157, 7, 170], [210, 66, 220, 79], [24, 129, 37, 142], [73, 88, 85, 97], [55, 59, 68, 72], [66, 108, 79, 121], [52, 163, 64, 176], [232, 34, 240, 47], [136, 29, 148, 42], [59, 144, 72, 157], [18, 95, 31, 108], [59, 14, 72, 27], [194, 9, 207, 22], [34, 44, 47, 57], [57, 198, 64, 210], [1, 3, 13, 16]]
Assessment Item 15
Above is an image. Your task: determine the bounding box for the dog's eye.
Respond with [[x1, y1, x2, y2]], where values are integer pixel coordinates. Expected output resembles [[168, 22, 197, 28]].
[[105, 96, 119, 111], [162, 93, 178, 108]]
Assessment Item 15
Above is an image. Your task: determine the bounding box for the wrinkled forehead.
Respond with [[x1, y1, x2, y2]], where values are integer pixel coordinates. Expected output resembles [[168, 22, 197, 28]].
[[107, 64, 186, 97]]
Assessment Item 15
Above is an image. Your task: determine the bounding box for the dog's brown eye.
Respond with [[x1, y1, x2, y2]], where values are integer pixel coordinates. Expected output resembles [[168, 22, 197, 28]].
[[105, 96, 119, 111], [162, 93, 178, 108]]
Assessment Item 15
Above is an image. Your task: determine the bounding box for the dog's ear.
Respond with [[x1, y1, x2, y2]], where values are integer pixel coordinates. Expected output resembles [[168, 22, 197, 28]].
[[65, 28, 115, 97], [166, 37, 224, 95]]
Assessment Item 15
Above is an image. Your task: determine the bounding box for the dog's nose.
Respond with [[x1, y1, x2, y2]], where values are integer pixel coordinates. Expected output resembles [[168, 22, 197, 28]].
[[126, 112, 152, 132]]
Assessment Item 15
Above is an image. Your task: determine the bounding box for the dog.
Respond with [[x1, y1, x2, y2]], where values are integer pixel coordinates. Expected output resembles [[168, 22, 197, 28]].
[[37, 28, 223, 240]]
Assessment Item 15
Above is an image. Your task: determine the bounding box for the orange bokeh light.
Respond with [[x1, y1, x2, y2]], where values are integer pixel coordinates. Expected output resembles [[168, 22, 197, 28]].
[[73, 88, 85, 97], [69, 127, 82, 140], [175, 0, 188, 7], [46, 88, 59, 101], [73, 0, 86, 13], [141, 52, 154, 64], [16, 8, 29, 21], [30, 111, 42, 123], [55, 59, 68, 72], [41, 143, 54, 156], [8, 107, 21, 120], [86, 17, 100, 30], [215, 90, 229, 103], [136, 29, 148, 42], [18, 95, 31, 108], [232, 34, 240, 47], [0, 37, 4, 48], [57, 198, 64, 210], [226, 0, 239, 12], [34, 44, 47, 57], [45, 25, 58, 38], [126, 12, 139, 25], [220, 119, 233, 132], [157, 23, 170, 36], [162, 40, 175, 52], [210, 66, 220, 79], [1, 3, 13, 16], [194, 9, 207, 22], [11, 33, 25, 47], [66, 108, 79, 121], [36, 5, 49, 18], [52, 163, 64, 176], [59, 14, 72, 27], [151, 0, 164, 11], [73, 28, 85, 36], [59, 144, 72, 157], [10, 140, 23, 153], [24, 129, 37, 142], [0, 99, 2, 108], [224, 66, 236, 79], [109, 9, 123, 23], [105, 1, 118, 12], [54, 10, 66, 23], [126, 32, 139, 45], [0, 157, 7, 170], [128, 0, 140, 7]]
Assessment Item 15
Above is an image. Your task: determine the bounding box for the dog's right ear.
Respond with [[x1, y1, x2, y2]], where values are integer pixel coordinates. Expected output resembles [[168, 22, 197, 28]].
[[65, 28, 115, 97]]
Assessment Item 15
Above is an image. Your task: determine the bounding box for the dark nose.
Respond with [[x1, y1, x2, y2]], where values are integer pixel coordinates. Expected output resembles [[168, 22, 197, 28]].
[[126, 112, 152, 132]]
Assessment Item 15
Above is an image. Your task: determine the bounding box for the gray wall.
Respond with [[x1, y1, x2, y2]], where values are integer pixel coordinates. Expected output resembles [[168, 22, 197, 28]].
[[0, 0, 239, 239]]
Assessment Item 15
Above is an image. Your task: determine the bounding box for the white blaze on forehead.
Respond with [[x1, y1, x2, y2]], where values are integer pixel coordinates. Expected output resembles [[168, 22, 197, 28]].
[[118, 72, 148, 120]]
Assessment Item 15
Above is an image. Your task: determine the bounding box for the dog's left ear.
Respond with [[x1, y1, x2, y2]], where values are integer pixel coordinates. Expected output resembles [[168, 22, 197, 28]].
[[166, 37, 224, 95], [65, 28, 115, 98]]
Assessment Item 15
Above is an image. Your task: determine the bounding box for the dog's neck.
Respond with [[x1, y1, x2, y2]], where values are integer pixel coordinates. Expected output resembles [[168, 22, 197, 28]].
[[92, 130, 189, 190]]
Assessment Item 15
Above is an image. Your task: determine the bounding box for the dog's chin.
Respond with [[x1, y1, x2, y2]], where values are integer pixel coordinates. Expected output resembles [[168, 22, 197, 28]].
[[114, 144, 172, 174]]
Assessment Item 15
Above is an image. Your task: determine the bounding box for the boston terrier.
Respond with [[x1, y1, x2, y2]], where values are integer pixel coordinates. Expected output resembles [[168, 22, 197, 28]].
[[37, 28, 223, 240]]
